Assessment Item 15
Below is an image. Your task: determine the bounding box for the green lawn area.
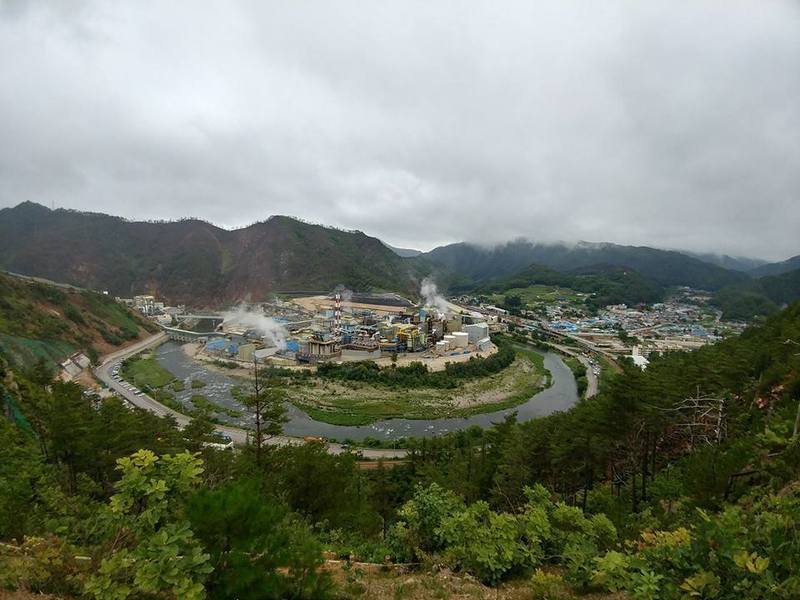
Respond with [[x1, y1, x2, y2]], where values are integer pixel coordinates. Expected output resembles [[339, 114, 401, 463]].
[[285, 349, 551, 426], [121, 352, 175, 389], [487, 285, 583, 307]]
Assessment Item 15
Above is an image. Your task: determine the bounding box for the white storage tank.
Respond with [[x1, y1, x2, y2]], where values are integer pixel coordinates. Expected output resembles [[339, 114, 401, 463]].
[[435, 340, 449, 354], [477, 337, 492, 352], [452, 331, 469, 348]]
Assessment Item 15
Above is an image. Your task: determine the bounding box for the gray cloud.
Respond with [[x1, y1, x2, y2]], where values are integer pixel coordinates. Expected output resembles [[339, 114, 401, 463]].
[[1, 0, 798, 260]]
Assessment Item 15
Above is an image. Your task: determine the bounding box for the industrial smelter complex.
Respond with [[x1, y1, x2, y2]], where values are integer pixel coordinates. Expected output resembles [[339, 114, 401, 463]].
[[160, 291, 496, 368]]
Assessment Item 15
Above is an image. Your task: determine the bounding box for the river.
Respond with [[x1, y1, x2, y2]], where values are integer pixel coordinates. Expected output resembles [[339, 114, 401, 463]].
[[154, 341, 579, 442]]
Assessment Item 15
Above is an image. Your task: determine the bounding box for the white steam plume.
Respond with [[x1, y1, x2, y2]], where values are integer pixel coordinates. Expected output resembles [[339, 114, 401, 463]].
[[420, 277, 449, 317], [222, 305, 288, 350], [333, 284, 353, 305]]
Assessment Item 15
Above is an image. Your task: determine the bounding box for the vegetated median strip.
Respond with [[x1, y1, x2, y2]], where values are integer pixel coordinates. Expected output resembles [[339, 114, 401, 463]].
[[560, 355, 588, 398]]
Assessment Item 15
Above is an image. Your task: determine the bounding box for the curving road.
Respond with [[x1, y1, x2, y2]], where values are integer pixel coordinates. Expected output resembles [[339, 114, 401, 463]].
[[548, 342, 599, 398], [94, 332, 407, 459]]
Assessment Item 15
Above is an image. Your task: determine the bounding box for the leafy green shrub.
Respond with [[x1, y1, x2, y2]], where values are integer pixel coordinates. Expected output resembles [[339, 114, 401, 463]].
[[84, 450, 212, 600], [586, 490, 800, 599], [590, 550, 631, 592], [562, 539, 599, 589], [438, 500, 526, 584], [0, 535, 85, 596], [529, 569, 568, 599], [63, 304, 85, 325], [214, 360, 239, 369], [99, 328, 122, 345], [390, 483, 464, 561]]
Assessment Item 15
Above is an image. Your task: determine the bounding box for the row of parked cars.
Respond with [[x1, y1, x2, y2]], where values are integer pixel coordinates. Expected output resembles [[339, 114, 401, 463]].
[[109, 360, 234, 450], [110, 363, 144, 396]]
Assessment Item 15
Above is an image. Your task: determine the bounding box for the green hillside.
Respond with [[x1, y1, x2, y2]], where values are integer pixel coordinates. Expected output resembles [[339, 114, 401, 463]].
[[713, 267, 800, 320], [0, 271, 157, 368]]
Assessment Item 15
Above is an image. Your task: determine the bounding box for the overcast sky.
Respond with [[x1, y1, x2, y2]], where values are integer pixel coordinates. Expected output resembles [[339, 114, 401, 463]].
[[1, 1, 798, 260]]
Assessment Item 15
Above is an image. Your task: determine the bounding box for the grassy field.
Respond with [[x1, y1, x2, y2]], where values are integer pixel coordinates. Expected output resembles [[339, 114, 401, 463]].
[[121, 352, 175, 389], [285, 349, 550, 426], [118, 355, 244, 423], [487, 284, 584, 306]]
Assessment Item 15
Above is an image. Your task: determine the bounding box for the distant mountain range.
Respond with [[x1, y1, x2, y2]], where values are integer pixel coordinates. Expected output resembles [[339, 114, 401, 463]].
[[1, 202, 797, 316], [419, 240, 750, 291], [0, 202, 432, 306], [680, 251, 767, 273], [748, 254, 800, 278], [383, 243, 423, 258]]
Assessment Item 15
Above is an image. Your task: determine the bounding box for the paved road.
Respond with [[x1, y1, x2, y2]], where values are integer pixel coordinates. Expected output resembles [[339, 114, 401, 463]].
[[95, 333, 407, 459], [492, 313, 619, 395]]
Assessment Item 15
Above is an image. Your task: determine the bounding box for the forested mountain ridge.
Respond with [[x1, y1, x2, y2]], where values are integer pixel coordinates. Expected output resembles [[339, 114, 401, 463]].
[[681, 250, 767, 272], [422, 239, 749, 291], [1, 203, 765, 310], [0, 202, 435, 306], [748, 253, 800, 278], [713, 266, 800, 320]]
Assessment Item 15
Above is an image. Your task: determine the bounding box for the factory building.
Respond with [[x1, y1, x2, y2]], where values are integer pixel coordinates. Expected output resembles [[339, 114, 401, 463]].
[[477, 337, 493, 352], [237, 343, 257, 362], [194, 290, 494, 368], [464, 322, 490, 344], [297, 334, 341, 363]]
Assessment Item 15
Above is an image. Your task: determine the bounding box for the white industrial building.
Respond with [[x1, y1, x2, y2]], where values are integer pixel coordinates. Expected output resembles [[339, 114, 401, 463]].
[[464, 322, 489, 344], [452, 331, 469, 348], [477, 337, 492, 352], [628, 346, 650, 370]]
